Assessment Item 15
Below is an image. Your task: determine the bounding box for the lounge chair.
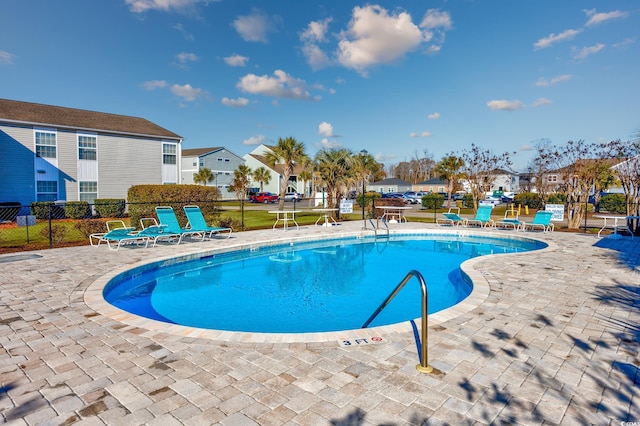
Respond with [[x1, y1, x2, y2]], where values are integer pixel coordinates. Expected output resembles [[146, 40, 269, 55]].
[[136, 218, 184, 246], [436, 207, 466, 227], [89, 220, 149, 251], [183, 205, 232, 239], [155, 206, 205, 243], [466, 205, 494, 228], [522, 211, 554, 232], [494, 211, 523, 230]]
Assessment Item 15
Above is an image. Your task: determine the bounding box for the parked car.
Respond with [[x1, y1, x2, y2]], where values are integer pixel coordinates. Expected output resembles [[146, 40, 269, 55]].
[[404, 191, 426, 202], [250, 192, 279, 203], [452, 192, 465, 201], [382, 192, 417, 204], [283, 192, 303, 202]]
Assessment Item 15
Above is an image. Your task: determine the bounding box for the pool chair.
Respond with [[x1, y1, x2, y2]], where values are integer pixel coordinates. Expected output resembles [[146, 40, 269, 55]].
[[522, 211, 555, 233], [436, 207, 466, 227], [465, 205, 495, 228], [184, 205, 233, 239], [155, 206, 206, 244], [494, 211, 524, 231], [136, 218, 184, 246], [89, 220, 150, 251]]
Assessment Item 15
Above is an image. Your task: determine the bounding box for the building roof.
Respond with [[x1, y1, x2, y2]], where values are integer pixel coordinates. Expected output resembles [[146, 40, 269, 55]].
[[246, 153, 306, 175], [416, 177, 448, 185], [182, 147, 223, 157], [0, 98, 182, 140], [369, 178, 411, 186]]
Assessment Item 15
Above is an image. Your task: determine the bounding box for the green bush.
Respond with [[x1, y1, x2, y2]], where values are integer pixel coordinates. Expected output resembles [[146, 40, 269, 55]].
[[422, 193, 444, 210], [128, 184, 220, 229], [94, 199, 126, 218], [216, 215, 240, 231], [30, 202, 65, 220], [462, 194, 474, 209], [356, 191, 381, 208], [65, 201, 91, 219], [600, 193, 626, 214], [39, 224, 67, 244], [514, 192, 543, 209], [546, 193, 566, 204]]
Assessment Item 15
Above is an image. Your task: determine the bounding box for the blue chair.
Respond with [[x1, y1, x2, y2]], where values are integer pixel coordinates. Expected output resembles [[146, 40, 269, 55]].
[[184, 205, 232, 239], [523, 211, 554, 232], [155, 206, 205, 244], [466, 205, 494, 228], [494, 211, 524, 230], [436, 207, 466, 227], [89, 220, 149, 251]]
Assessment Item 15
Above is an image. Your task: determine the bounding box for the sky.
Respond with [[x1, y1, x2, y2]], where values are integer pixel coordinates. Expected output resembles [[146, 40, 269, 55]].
[[1, 1, 639, 171]]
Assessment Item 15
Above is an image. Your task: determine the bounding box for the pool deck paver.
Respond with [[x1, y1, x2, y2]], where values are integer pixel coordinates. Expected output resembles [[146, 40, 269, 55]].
[[1, 221, 639, 425]]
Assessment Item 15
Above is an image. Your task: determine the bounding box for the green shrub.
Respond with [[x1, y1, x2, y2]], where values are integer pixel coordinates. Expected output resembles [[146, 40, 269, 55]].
[[546, 193, 566, 204], [94, 199, 126, 218], [356, 191, 381, 208], [30, 202, 65, 220], [65, 201, 92, 219], [600, 193, 626, 214], [462, 194, 474, 209], [422, 193, 444, 210], [514, 192, 543, 209], [216, 215, 240, 231], [128, 184, 220, 229]]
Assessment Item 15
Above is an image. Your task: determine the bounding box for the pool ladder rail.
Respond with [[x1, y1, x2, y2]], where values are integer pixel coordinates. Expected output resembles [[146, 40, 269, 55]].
[[362, 269, 433, 374], [363, 217, 389, 238]]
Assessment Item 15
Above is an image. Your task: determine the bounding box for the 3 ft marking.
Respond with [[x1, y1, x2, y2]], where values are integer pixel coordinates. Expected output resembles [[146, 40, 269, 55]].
[[339, 336, 385, 346]]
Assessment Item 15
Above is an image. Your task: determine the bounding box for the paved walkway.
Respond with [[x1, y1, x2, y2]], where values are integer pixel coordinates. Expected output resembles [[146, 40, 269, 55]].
[[1, 222, 639, 425]]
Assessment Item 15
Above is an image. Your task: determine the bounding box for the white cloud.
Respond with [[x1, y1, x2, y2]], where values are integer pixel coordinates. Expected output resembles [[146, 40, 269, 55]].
[[221, 97, 249, 107], [421, 131, 433, 137], [302, 44, 332, 70], [125, 0, 208, 13], [300, 18, 333, 70], [319, 138, 342, 149], [613, 38, 636, 49], [0, 50, 15, 64], [223, 54, 249, 67], [532, 98, 552, 107], [573, 43, 606, 60], [170, 83, 205, 101], [301, 17, 332, 43], [428, 112, 440, 119], [534, 29, 581, 50], [142, 80, 168, 90], [318, 121, 334, 137], [535, 74, 572, 87], [243, 134, 267, 145], [336, 5, 425, 75], [486, 99, 525, 111], [237, 70, 313, 100], [173, 23, 194, 40], [420, 9, 452, 30], [410, 131, 433, 138], [176, 52, 198, 63], [584, 9, 628, 27], [233, 10, 280, 43]]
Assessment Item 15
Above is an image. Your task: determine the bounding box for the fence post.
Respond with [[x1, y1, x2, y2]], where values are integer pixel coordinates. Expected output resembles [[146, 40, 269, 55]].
[[48, 203, 53, 249]]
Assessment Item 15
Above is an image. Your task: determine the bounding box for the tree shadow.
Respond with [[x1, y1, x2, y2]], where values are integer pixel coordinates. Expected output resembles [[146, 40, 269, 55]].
[[593, 238, 640, 271]]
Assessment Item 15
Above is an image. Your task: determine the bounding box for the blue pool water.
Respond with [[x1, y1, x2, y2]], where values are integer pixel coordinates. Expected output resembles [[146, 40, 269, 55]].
[[104, 234, 545, 333]]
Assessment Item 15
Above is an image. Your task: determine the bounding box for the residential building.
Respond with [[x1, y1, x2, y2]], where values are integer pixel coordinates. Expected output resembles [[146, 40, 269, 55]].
[[181, 147, 244, 198], [413, 178, 448, 193], [242, 144, 308, 195], [0, 98, 182, 206], [367, 178, 412, 193]]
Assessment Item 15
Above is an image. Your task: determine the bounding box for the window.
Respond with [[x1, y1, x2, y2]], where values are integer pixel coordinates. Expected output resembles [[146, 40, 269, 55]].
[[35, 131, 56, 158], [199, 159, 204, 167], [78, 135, 97, 160], [36, 180, 57, 201], [224, 158, 230, 162], [163, 143, 177, 165], [547, 175, 557, 183], [79, 181, 97, 203], [192, 160, 197, 167], [217, 157, 223, 162]]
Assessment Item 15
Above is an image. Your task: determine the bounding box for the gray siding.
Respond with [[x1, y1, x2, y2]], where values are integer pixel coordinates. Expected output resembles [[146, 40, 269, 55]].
[[58, 129, 79, 201], [98, 135, 164, 199], [0, 124, 35, 205]]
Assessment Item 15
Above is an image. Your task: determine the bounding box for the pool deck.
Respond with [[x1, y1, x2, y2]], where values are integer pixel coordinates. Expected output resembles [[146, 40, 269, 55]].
[[1, 221, 639, 425]]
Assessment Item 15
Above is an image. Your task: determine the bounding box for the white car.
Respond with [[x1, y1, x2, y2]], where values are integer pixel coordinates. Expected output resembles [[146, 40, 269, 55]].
[[283, 192, 303, 201]]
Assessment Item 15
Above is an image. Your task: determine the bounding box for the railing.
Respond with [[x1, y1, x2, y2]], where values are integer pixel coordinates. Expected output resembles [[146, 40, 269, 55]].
[[362, 269, 433, 373]]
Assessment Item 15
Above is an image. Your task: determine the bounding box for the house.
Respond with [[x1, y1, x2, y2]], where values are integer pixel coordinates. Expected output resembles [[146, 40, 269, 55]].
[[413, 178, 448, 193], [181, 147, 244, 198], [489, 169, 518, 194], [0, 98, 182, 206], [242, 144, 308, 195], [367, 178, 411, 194]]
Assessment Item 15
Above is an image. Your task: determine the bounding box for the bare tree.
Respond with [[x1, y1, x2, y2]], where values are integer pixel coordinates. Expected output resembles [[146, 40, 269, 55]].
[[600, 138, 640, 232], [458, 144, 513, 211]]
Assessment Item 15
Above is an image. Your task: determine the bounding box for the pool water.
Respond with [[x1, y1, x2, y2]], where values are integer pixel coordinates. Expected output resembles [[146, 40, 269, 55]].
[[104, 234, 545, 333]]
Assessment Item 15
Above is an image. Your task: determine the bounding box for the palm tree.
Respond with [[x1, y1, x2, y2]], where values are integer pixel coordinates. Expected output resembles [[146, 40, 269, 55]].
[[435, 155, 465, 208], [252, 167, 272, 192], [314, 148, 352, 212], [265, 137, 308, 210], [193, 167, 214, 186], [229, 164, 253, 202]]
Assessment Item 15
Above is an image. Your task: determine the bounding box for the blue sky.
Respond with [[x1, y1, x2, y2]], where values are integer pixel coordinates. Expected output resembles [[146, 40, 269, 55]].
[[1, 1, 638, 171]]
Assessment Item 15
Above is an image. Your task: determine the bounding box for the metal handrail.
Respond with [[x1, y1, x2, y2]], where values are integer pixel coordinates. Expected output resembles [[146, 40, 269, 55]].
[[362, 269, 433, 373]]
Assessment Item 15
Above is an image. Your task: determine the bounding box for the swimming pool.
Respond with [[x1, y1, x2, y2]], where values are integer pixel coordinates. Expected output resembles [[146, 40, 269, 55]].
[[103, 233, 546, 334]]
